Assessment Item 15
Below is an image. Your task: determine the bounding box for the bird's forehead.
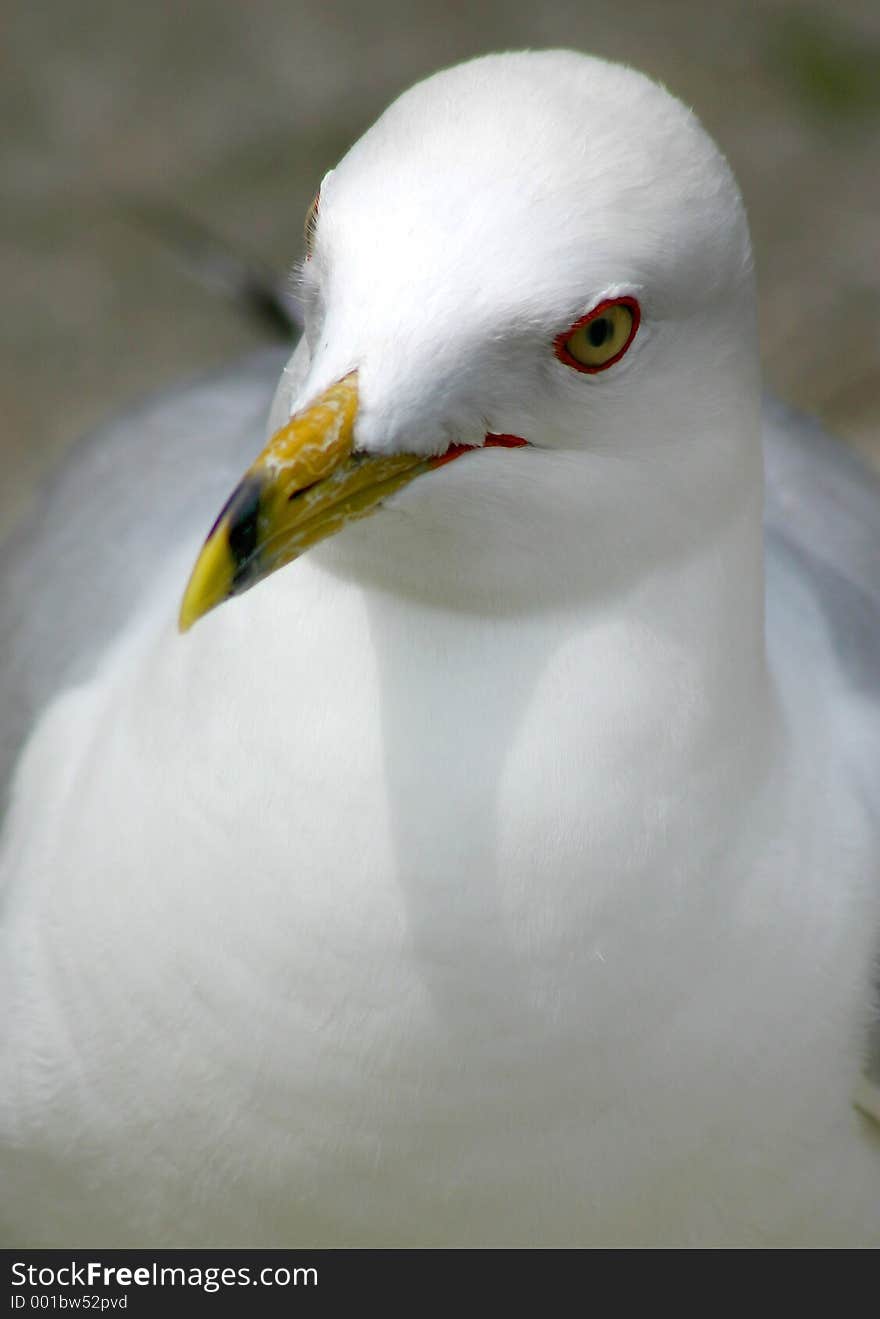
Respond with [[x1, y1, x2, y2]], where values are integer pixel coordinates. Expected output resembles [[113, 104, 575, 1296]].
[[316, 51, 741, 321]]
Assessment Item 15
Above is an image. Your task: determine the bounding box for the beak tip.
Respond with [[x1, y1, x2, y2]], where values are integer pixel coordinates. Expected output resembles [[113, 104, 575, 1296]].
[[178, 522, 238, 634], [177, 603, 198, 635], [177, 582, 213, 634], [177, 370, 363, 635]]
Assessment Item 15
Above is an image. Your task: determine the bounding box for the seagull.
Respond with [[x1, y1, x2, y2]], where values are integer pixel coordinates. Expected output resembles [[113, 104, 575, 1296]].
[[2, 49, 879, 1248]]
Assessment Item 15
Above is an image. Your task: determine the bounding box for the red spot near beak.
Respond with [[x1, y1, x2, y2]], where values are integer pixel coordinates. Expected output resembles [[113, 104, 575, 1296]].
[[429, 433, 529, 470]]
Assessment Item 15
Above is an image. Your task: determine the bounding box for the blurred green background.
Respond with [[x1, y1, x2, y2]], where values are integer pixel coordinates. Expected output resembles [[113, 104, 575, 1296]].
[[3, 0, 879, 537]]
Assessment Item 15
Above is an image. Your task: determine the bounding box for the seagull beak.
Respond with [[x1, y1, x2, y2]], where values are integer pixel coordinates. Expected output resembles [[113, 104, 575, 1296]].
[[178, 371, 434, 631], [179, 371, 530, 632]]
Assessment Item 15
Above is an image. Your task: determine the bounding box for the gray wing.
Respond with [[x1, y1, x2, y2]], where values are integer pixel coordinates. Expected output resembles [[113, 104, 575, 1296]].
[[764, 395, 880, 703], [0, 348, 286, 807], [763, 398, 880, 1105]]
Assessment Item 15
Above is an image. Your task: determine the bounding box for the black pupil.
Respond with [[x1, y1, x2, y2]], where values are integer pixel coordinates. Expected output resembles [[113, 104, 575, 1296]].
[[588, 316, 612, 348]]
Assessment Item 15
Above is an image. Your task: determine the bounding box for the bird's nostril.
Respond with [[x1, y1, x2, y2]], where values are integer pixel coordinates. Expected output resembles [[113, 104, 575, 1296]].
[[287, 479, 320, 502]]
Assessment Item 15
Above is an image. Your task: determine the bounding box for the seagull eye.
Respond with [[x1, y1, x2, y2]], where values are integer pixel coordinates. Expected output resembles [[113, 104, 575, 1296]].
[[554, 297, 640, 373], [304, 190, 320, 260]]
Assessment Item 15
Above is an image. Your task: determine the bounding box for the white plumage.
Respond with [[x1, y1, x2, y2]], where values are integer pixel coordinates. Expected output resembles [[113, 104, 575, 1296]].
[[2, 50, 879, 1247]]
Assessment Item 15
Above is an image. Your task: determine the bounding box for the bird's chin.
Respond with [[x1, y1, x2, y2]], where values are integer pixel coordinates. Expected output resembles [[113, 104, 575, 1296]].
[[310, 445, 592, 618]]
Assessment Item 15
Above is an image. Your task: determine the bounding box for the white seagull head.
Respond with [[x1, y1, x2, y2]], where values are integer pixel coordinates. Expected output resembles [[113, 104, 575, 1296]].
[[180, 49, 761, 628]]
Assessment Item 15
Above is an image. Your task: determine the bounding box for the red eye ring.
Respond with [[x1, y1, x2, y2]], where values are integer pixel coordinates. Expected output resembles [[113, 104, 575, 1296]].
[[553, 296, 641, 374]]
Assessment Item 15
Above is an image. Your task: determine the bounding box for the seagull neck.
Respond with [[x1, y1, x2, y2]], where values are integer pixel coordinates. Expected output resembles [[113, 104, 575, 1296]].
[[316, 419, 775, 758], [628, 475, 774, 751], [324, 473, 771, 765]]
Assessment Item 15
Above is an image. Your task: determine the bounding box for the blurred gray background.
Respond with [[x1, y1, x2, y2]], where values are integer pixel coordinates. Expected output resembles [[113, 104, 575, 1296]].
[[3, 0, 879, 538]]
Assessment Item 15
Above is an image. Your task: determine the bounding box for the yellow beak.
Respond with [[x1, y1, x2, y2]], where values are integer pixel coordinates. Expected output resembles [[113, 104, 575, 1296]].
[[178, 372, 434, 632]]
